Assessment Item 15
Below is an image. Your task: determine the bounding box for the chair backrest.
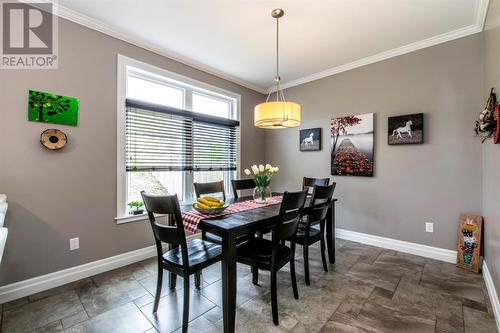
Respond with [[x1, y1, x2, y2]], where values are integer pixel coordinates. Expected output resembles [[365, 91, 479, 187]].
[[141, 191, 188, 266], [193, 180, 226, 201], [274, 190, 308, 242], [231, 178, 256, 199], [305, 184, 336, 225], [302, 177, 330, 194]]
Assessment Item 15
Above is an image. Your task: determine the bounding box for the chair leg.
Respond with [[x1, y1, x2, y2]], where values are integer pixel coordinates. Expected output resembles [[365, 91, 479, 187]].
[[320, 237, 328, 272], [303, 245, 310, 286], [271, 271, 279, 325], [290, 246, 299, 300], [153, 267, 163, 313], [251, 266, 259, 285], [169, 272, 177, 289], [182, 275, 190, 333], [195, 272, 201, 289]]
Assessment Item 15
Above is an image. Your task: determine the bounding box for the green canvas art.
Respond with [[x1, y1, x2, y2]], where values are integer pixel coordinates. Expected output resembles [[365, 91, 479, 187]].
[[28, 90, 79, 126]]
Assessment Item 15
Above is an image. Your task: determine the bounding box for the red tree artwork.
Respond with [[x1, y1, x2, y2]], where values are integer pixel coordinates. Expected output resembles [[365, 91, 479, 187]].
[[331, 114, 374, 177], [330, 115, 361, 152]]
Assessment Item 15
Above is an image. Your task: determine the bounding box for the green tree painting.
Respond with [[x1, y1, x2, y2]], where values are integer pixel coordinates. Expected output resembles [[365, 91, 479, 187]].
[[28, 90, 79, 126]]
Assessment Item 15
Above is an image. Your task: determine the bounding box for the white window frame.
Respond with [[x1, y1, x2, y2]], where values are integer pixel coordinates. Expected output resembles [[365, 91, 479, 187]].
[[116, 55, 241, 223]]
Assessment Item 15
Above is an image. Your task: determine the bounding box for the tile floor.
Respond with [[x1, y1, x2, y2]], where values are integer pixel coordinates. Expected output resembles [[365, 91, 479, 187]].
[[0, 239, 497, 332]]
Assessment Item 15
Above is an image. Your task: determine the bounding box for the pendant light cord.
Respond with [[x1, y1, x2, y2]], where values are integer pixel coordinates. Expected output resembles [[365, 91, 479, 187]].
[[276, 15, 279, 101], [265, 9, 287, 103], [276, 15, 287, 102]]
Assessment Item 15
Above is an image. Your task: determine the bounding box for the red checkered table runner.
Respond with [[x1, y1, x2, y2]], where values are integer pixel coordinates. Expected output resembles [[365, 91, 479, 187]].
[[182, 196, 282, 233]]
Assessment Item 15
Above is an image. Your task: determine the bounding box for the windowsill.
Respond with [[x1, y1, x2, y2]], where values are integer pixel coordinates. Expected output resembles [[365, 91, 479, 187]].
[[115, 214, 149, 224], [115, 212, 171, 224]]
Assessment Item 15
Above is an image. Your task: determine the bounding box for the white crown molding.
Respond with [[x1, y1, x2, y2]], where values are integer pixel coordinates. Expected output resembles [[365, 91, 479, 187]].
[[483, 261, 500, 332], [41, 1, 488, 95], [267, 24, 483, 93], [336, 228, 457, 263], [266, 0, 490, 93], [48, 1, 267, 94], [474, 0, 491, 30]]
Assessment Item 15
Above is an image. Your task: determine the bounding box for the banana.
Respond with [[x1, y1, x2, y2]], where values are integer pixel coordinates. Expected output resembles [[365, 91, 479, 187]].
[[198, 198, 219, 207], [195, 202, 211, 209], [204, 197, 221, 203]]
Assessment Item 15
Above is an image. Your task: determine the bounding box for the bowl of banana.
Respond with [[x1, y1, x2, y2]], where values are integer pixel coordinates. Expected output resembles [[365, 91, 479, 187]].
[[193, 197, 229, 215]]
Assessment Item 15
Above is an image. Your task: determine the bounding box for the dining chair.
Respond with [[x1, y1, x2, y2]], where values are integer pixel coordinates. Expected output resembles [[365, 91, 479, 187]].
[[141, 191, 222, 333], [296, 183, 336, 285], [302, 177, 330, 194], [194, 180, 250, 245], [236, 190, 308, 325], [194, 180, 226, 243], [231, 178, 274, 242], [231, 178, 256, 199], [193, 180, 226, 201]]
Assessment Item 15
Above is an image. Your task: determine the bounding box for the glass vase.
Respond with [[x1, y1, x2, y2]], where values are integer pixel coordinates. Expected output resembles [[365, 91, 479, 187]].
[[253, 186, 271, 203]]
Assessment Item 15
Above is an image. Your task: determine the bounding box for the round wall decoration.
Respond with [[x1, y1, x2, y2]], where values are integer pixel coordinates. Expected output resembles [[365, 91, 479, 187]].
[[40, 129, 67, 150]]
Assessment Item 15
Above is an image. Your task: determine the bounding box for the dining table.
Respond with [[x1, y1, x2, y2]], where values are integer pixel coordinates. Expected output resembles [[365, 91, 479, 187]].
[[180, 194, 338, 333]]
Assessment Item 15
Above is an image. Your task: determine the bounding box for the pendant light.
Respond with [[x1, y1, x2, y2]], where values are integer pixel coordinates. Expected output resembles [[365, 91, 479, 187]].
[[254, 9, 301, 129]]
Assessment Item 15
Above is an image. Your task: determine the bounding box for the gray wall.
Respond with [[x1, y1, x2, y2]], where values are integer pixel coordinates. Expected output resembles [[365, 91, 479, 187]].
[[483, 0, 500, 300], [265, 34, 484, 251], [0, 18, 265, 285], [0, 11, 494, 291]]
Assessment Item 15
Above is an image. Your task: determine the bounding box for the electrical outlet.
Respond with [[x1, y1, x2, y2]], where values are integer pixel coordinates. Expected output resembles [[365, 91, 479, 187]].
[[69, 237, 79, 251], [425, 222, 434, 233]]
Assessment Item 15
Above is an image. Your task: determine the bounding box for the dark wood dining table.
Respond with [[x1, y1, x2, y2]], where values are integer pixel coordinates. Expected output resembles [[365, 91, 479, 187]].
[[181, 195, 338, 333]]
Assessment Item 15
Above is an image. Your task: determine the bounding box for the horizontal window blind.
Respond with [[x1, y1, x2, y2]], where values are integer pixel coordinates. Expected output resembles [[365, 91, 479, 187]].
[[126, 99, 238, 172], [193, 121, 237, 171]]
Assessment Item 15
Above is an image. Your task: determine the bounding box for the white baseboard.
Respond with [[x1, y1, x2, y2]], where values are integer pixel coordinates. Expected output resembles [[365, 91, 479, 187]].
[[0, 234, 199, 304], [0, 245, 157, 304], [336, 228, 457, 263], [337, 228, 500, 330], [483, 262, 500, 332]]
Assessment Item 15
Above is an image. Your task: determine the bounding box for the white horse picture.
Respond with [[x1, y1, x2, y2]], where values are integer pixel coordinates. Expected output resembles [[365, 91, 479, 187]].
[[300, 128, 321, 151], [388, 113, 423, 145], [302, 132, 315, 146], [392, 120, 413, 139]]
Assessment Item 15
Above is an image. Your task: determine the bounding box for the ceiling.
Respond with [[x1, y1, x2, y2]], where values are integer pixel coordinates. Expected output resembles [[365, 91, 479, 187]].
[[55, 0, 489, 93]]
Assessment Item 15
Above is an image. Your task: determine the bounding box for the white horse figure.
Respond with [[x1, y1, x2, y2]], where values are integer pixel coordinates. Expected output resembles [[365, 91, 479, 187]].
[[392, 120, 413, 139], [302, 132, 315, 146]]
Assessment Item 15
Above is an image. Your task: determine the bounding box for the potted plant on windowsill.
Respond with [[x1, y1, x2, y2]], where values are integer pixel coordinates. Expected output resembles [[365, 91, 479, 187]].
[[128, 201, 144, 215], [244, 164, 279, 203]]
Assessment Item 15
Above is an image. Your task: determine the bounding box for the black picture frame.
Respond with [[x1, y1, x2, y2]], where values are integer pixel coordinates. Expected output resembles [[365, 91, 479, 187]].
[[300, 128, 322, 151], [388, 113, 424, 145]]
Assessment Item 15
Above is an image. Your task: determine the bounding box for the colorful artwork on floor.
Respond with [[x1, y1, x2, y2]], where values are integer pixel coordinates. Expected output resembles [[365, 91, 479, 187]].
[[456, 213, 483, 273], [331, 113, 374, 177], [28, 90, 79, 126]]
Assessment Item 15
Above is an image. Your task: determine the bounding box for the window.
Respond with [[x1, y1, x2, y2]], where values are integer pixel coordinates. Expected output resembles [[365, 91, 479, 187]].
[[117, 56, 240, 220], [192, 92, 231, 118], [127, 75, 184, 109]]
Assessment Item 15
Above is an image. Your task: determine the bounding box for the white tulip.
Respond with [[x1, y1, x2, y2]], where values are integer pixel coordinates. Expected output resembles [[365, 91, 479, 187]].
[[259, 165, 265, 172], [244, 169, 251, 176], [274, 167, 279, 173], [251, 165, 259, 174], [265, 164, 272, 170]]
